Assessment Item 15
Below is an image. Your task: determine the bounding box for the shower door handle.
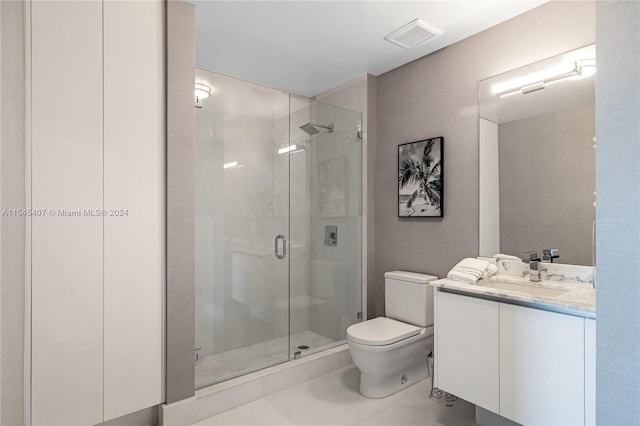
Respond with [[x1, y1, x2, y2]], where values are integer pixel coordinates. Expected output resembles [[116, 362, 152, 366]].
[[275, 234, 287, 260]]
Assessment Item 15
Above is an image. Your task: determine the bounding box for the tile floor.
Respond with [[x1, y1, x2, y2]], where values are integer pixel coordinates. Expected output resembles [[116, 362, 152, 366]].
[[193, 365, 476, 426], [196, 331, 338, 388]]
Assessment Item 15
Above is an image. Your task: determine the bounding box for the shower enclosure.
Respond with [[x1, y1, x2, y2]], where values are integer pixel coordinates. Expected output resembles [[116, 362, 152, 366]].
[[194, 69, 363, 389]]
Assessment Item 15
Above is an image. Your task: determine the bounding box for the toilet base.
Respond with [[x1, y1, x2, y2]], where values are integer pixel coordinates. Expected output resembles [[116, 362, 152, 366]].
[[348, 324, 434, 399], [358, 359, 429, 398]]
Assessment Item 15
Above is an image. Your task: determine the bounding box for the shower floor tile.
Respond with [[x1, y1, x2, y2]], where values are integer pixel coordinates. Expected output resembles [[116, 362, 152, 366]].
[[196, 330, 338, 388]]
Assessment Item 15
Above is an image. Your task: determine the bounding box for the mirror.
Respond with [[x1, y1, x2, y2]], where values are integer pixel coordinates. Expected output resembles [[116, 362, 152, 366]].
[[479, 45, 595, 266]]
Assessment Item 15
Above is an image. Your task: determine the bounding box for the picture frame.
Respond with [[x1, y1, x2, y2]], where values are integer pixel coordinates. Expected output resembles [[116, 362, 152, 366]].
[[398, 137, 443, 217]]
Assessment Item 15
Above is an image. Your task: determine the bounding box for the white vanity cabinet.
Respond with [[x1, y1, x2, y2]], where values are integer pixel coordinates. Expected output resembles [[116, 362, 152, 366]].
[[435, 290, 595, 426], [435, 291, 500, 413], [585, 318, 596, 426], [499, 303, 584, 425]]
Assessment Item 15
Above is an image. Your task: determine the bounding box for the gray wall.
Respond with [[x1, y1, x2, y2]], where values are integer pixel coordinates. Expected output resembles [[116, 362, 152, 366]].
[[166, 0, 196, 404], [374, 1, 595, 317], [499, 104, 595, 266], [0, 1, 25, 424], [595, 1, 640, 424]]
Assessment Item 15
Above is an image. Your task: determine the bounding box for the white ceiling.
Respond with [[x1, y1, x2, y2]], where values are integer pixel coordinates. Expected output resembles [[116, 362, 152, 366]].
[[192, 1, 547, 98]]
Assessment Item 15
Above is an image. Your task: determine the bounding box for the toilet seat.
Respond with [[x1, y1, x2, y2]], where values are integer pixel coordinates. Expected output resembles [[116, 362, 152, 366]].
[[347, 317, 421, 346]]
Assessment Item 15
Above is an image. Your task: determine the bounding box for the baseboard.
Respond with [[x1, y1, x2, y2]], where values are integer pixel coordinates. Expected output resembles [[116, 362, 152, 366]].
[[96, 406, 159, 426]]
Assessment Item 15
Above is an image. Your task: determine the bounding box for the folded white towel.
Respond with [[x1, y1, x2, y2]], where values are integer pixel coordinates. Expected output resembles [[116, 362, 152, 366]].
[[447, 258, 491, 283], [493, 253, 522, 261], [447, 270, 478, 283]]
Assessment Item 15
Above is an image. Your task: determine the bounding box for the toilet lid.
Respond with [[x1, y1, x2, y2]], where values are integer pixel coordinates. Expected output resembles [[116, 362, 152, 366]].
[[347, 317, 421, 346]]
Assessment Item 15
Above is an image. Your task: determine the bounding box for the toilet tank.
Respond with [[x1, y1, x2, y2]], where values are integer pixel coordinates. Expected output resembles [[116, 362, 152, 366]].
[[384, 271, 437, 327]]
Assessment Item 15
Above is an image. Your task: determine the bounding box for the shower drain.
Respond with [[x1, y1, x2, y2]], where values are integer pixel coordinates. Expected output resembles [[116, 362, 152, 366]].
[[297, 345, 310, 350]]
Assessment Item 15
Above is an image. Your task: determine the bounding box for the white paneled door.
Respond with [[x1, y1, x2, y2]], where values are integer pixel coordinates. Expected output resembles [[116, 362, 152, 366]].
[[30, 1, 164, 424], [103, 0, 164, 421], [31, 1, 104, 424]]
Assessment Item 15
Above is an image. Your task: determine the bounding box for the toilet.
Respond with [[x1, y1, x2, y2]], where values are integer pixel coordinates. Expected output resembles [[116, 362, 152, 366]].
[[346, 271, 437, 398]]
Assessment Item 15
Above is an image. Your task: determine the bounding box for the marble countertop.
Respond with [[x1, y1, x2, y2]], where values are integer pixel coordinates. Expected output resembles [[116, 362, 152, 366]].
[[431, 274, 596, 318]]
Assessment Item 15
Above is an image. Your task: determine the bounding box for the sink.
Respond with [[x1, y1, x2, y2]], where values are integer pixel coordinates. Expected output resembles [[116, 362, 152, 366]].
[[480, 281, 569, 298]]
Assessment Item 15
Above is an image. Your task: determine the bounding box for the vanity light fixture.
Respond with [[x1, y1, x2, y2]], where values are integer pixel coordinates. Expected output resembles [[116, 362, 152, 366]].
[[492, 59, 596, 98], [278, 144, 305, 155], [570, 59, 597, 79]]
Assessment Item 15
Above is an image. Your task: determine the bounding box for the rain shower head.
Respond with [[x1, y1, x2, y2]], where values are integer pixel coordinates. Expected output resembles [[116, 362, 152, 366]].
[[299, 122, 334, 135]]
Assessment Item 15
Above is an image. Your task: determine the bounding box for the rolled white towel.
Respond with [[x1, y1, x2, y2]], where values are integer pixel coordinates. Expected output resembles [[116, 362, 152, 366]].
[[493, 253, 522, 261], [447, 258, 491, 283], [482, 263, 498, 279]]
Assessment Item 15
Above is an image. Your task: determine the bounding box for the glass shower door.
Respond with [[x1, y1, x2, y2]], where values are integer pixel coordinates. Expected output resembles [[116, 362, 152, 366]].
[[289, 101, 363, 358], [194, 70, 290, 388]]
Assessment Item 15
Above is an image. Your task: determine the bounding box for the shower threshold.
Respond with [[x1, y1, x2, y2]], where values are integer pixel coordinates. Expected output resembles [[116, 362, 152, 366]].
[[195, 330, 339, 389], [161, 344, 352, 426]]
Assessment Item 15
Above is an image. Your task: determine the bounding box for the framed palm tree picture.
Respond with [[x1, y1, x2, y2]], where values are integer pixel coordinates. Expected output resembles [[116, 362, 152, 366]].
[[398, 137, 443, 217]]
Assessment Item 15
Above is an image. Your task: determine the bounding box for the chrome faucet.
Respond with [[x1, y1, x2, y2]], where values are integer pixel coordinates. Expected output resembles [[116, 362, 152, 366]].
[[542, 248, 559, 263], [526, 251, 541, 263], [529, 261, 546, 282]]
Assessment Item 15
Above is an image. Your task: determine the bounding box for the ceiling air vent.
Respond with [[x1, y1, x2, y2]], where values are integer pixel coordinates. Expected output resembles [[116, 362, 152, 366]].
[[384, 19, 442, 49]]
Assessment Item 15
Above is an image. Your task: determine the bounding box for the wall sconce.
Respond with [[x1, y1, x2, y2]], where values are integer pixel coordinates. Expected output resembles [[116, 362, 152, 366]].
[[492, 59, 596, 98], [195, 83, 211, 100], [195, 83, 211, 108]]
